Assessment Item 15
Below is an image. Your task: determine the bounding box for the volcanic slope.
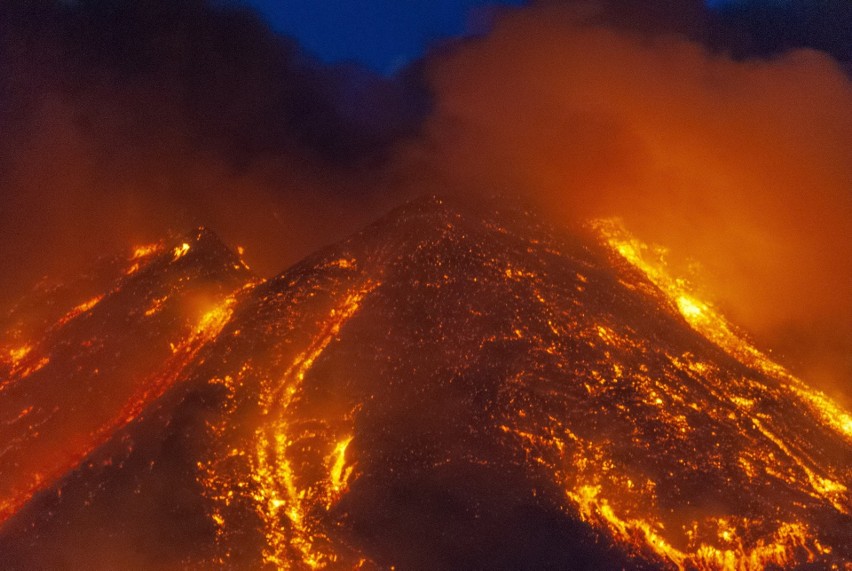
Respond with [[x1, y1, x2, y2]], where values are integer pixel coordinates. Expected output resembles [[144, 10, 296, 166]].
[[1, 197, 850, 570], [0, 229, 252, 528]]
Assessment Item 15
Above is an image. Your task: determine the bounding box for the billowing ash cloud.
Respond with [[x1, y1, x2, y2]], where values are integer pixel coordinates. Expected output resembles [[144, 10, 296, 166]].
[[399, 1, 852, 402]]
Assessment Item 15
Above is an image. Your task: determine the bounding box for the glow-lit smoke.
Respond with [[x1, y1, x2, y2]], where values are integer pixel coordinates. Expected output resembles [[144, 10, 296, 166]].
[[401, 3, 852, 401]]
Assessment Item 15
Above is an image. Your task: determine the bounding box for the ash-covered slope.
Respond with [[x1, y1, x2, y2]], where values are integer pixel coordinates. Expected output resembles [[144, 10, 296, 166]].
[[0, 197, 849, 570], [0, 229, 252, 528]]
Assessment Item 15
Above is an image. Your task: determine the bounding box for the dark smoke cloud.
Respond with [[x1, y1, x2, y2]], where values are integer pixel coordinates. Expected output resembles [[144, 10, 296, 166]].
[[0, 0, 428, 303], [539, 0, 852, 64], [705, 0, 852, 62]]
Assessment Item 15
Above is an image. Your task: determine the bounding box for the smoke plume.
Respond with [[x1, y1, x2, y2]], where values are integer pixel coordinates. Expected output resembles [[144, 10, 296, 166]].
[[402, 2, 852, 402]]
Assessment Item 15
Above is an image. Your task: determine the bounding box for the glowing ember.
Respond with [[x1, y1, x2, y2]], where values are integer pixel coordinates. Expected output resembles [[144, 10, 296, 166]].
[[173, 242, 191, 261], [143, 295, 169, 317], [54, 294, 104, 328], [327, 436, 355, 499], [194, 299, 236, 340], [132, 243, 161, 260], [7, 345, 31, 367]]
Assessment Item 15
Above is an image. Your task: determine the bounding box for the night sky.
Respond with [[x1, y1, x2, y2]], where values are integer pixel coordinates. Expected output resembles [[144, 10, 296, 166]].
[[225, 0, 852, 71], [226, 0, 528, 74]]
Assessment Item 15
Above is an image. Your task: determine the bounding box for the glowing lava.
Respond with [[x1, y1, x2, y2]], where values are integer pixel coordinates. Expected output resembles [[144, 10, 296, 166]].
[[0, 200, 848, 570], [173, 242, 191, 261], [571, 218, 852, 568], [0, 230, 251, 527], [253, 280, 378, 569]]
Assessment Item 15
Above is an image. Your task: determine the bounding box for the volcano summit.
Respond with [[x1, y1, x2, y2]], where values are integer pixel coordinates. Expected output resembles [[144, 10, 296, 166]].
[[0, 197, 849, 570]]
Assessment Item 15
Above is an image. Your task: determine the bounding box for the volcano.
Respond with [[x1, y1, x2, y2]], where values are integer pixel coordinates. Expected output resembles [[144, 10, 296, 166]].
[[0, 197, 849, 570]]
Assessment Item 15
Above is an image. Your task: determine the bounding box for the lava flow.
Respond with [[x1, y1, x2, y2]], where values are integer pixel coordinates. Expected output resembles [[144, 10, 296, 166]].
[[0, 228, 251, 526], [0, 197, 849, 570]]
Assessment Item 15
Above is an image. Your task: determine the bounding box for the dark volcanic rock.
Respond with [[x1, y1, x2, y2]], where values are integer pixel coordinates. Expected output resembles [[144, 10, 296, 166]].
[[0, 197, 849, 570], [0, 228, 252, 533]]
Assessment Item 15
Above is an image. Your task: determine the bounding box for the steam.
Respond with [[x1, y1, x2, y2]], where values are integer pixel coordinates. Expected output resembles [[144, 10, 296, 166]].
[[404, 3, 852, 402]]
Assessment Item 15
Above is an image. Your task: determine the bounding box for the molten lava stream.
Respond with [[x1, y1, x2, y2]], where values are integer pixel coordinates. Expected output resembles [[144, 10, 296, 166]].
[[251, 281, 378, 569], [0, 294, 238, 526], [576, 219, 852, 570]]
